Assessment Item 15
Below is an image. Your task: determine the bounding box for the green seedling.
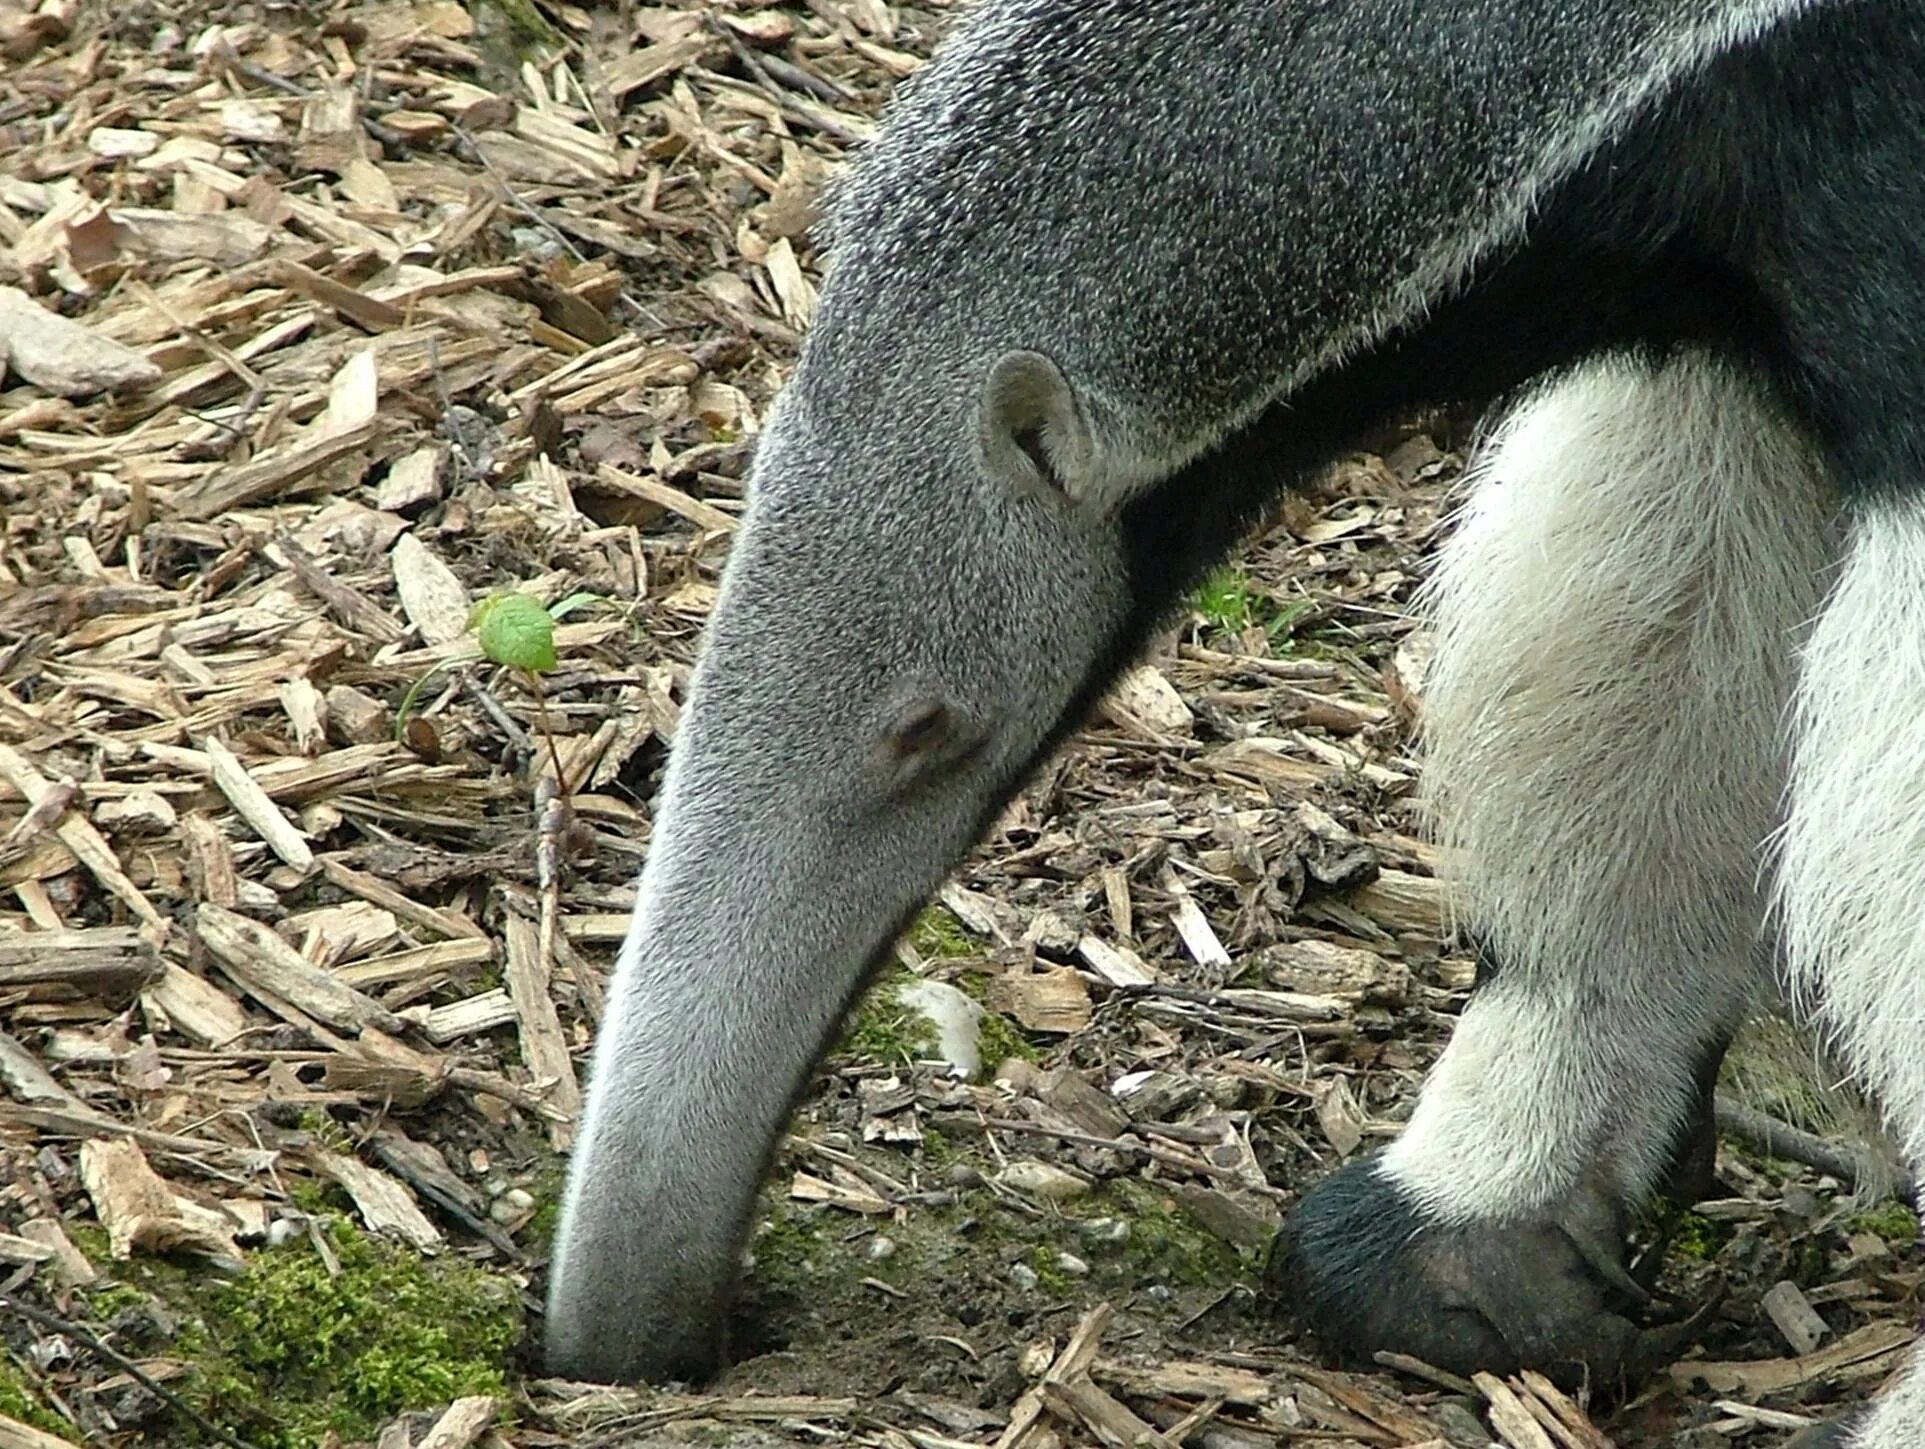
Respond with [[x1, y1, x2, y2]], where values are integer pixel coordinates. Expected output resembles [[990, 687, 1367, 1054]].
[[471, 591, 559, 674], [397, 590, 608, 783]]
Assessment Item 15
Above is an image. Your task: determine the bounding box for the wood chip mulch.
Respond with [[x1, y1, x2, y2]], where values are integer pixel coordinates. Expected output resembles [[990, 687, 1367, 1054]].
[[0, 2, 1915, 1447]]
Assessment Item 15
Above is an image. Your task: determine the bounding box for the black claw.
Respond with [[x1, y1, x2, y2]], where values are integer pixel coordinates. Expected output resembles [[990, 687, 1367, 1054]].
[[1270, 1154, 1671, 1392], [1273, 1031, 1740, 1393]]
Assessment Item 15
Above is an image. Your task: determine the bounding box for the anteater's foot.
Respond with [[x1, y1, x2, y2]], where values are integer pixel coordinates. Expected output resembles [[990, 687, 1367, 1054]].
[[1268, 1153, 1697, 1391]]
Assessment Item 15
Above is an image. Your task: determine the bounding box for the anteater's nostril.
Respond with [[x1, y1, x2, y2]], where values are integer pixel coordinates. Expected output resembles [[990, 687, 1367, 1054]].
[[889, 701, 951, 760]]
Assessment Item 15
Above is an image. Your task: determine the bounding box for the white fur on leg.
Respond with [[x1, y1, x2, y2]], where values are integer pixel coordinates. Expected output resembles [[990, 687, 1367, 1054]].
[[1778, 497, 1925, 1449], [1382, 351, 1837, 1223], [1780, 496, 1925, 1170], [1851, 1346, 1925, 1449]]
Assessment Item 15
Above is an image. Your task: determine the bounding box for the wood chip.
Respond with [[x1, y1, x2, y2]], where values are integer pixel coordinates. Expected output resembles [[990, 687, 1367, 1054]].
[[377, 445, 445, 511], [311, 1149, 444, 1253], [319, 858, 488, 942], [338, 938, 494, 991], [789, 1168, 891, 1214], [996, 1304, 1114, 1449], [17, 1217, 96, 1287], [203, 735, 313, 871], [324, 684, 390, 744], [996, 1160, 1091, 1202], [0, 1414, 81, 1449], [0, 284, 158, 396], [605, 34, 719, 99], [1075, 935, 1157, 987], [1039, 1376, 1176, 1449], [1474, 1374, 1557, 1449], [0, 1232, 55, 1265], [419, 987, 518, 1043], [1514, 1371, 1614, 1449], [416, 1396, 500, 1449], [1349, 868, 1447, 937], [77, 1136, 243, 1266], [764, 235, 817, 327], [0, 925, 161, 999], [1762, 1279, 1831, 1356], [989, 966, 1092, 1034], [171, 417, 382, 520], [276, 258, 406, 330], [592, 463, 738, 533], [502, 909, 580, 1148], [1161, 867, 1230, 971], [1098, 663, 1193, 740], [1670, 1321, 1915, 1397], [142, 963, 251, 1047], [324, 1027, 451, 1109], [1091, 1358, 1271, 1407], [196, 902, 405, 1035], [0, 743, 163, 929], [1312, 1073, 1368, 1157], [391, 531, 473, 645]]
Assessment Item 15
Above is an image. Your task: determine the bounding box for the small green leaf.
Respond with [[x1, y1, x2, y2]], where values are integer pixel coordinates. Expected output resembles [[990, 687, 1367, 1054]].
[[394, 665, 448, 739], [547, 591, 605, 623], [473, 592, 557, 673]]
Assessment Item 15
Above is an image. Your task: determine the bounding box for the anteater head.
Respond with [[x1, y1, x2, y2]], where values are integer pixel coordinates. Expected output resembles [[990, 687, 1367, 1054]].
[[542, 0, 1808, 1384], [540, 283, 1160, 1388]]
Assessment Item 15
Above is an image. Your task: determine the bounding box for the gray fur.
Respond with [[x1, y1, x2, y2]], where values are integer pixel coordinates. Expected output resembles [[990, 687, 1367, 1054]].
[[543, 0, 1881, 1395], [808, 0, 1819, 482]]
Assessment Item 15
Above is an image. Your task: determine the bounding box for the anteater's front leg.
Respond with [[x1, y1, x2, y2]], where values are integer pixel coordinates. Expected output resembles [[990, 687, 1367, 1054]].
[[1274, 351, 1835, 1389]]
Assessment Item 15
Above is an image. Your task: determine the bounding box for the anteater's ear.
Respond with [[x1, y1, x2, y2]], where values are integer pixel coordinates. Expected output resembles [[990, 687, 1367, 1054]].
[[979, 349, 1102, 505]]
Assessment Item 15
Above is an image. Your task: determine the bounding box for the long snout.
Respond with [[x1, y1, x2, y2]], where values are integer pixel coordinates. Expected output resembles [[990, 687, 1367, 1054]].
[[544, 899, 851, 1380], [542, 683, 981, 1382], [541, 349, 1135, 1382]]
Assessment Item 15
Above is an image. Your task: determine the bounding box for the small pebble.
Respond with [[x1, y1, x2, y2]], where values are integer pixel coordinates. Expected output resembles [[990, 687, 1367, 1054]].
[[490, 1190, 534, 1225], [1009, 1262, 1040, 1291], [1433, 1398, 1493, 1447], [943, 1162, 984, 1189], [1142, 1283, 1174, 1304], [266, 1218, 302, 1248], [1080, 1216, 1131, 1249], [1054, 1251, 1089, 1277], [509, 227, 565, 261], [997, 1160, 1090, 1201], [867, 1235, 896, 1262]]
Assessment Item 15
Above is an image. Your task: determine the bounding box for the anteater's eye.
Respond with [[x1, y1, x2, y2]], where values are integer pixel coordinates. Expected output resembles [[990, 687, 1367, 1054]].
[[889, 701, 952, 760]]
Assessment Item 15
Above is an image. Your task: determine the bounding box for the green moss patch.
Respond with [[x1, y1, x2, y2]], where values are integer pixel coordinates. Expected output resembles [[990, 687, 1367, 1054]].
[[908, 906, 975, 959], [1637, 1202, 1733, 1263], [837, 966, 942, 1066], [521, 1158, 570, 1248], [0, 1355, 79, 1442], [1848, 1203, 1919, 1243], [79, 1216, 519, 1448], [1191, 567, 1258, 634], [973, 1005, 1040, 1070], [1101, 1183, 1247, 1287]]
